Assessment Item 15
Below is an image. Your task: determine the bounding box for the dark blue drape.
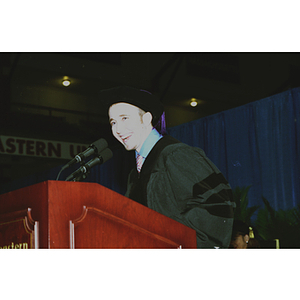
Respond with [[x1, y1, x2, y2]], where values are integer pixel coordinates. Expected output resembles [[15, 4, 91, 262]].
[[1, 87, 299, 213], [168, 88, 300, 211]]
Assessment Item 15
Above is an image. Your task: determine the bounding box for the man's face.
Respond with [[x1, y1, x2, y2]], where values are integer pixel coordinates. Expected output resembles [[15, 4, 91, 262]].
[[109, 102, 148, 152]]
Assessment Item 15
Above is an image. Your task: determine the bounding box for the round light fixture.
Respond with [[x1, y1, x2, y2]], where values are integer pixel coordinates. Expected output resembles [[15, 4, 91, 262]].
[[190, 98, 198, 107], [62, 79, 71, 87]]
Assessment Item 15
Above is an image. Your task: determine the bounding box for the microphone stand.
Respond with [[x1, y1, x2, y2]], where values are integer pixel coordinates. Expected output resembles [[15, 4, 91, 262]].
[[72, 171, 89, 182], [71, 160, 89, 182]]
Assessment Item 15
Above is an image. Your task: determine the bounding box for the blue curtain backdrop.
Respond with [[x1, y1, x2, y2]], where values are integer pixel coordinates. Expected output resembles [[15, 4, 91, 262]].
[[168, 88, 300, 211], [1, 87, 299, 213]]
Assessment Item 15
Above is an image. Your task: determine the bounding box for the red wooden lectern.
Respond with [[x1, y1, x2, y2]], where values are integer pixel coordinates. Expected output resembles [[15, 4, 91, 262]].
[[0, 181, 197, 249]]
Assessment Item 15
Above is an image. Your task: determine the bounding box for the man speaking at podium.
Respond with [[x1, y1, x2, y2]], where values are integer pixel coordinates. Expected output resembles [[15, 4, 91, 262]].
[[101, 86, 235, 249]]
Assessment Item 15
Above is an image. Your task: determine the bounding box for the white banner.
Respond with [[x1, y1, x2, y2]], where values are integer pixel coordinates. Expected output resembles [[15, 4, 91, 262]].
[[0, 135, 89, 160]]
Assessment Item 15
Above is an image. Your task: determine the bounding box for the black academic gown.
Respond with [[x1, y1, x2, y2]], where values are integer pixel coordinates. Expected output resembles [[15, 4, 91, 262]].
[[125, 135, 235, 248]]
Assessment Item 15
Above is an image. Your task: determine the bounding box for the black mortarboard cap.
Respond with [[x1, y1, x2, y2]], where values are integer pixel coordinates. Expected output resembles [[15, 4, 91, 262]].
[[100, 86, 164, 125]]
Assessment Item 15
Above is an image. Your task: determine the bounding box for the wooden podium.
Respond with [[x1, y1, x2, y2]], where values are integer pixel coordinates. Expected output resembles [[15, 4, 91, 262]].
[[0, 181, 197, 249]]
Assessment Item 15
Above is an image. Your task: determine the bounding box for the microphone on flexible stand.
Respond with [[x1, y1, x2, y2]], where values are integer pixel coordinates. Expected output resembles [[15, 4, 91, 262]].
[[56, 138, 108, 180], [65, 147, 113, 182]]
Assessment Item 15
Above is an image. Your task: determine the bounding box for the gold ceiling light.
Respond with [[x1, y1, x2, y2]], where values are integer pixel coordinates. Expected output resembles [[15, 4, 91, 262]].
[[190, 98, 198, 107], [62, 76, 71, 87]]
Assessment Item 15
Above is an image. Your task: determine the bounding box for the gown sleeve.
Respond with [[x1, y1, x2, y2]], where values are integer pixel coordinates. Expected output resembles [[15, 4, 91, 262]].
[[151, 144, 235, 248]]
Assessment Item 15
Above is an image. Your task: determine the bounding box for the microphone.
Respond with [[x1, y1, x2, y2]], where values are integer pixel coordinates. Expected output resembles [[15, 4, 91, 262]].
[[62, 138, 108, 171], [65, 147, 113, 181]]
